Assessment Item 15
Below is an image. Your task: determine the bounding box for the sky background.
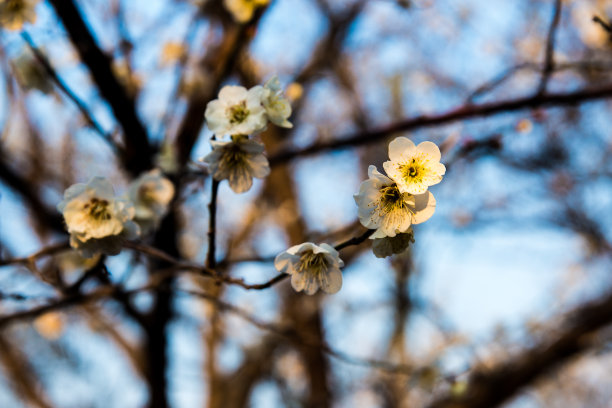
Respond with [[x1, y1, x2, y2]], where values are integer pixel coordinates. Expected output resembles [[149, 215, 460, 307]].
[[2, 0, 612, 407]]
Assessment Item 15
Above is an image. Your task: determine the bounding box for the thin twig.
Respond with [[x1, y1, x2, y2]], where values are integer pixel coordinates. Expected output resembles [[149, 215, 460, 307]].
[[176, 287, 421, 375], [0, 242, 70, 267], [206, 179, 220, 269], [593, 15, 612, 34], [48, 0, 153, 175], [334, 229, 374, 251], [537, 0, 563, 95], [20, 32, 117, 150]]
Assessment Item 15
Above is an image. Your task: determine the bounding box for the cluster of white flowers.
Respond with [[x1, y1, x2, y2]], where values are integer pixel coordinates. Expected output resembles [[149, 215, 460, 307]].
[[58, 170, 175, 257], [201, 76, 292, 193], [355, 137, 445, 258], [273, 137, 445, 295]]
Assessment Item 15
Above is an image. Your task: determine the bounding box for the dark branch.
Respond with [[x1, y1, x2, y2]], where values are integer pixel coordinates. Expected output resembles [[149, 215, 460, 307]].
[[427, 287, 612, 408], [206, 179, 220, 269], [269, 84, 612, 166], [20, 32, 117, 151], [48, 0, 152, 175], [537, 0, 562, 95], [0, 156, 64, 233]]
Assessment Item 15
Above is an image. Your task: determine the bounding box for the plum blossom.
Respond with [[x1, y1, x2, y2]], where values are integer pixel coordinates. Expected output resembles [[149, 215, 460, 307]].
[[274, 243, 344, 295], [261, 75, 292, 128], [57, 177, 139, 257], [354, 165, 436, 239], [383, 137, 446, 195], [201, 135, 270, 193], [0, 0, 39, 31], [205, 85, 267, 136], [372, 230, 415, 258], [128, 169, 175, 233]]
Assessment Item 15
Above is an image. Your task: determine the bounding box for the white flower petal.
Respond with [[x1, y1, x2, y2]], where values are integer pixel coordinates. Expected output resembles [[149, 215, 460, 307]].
[[412, 191, 436, 224], [275, 242, 344, 295], [388, 137, 416, 161], [416, 141, 442, 162], [274, 251, 299, 274], [218, 85, 248, 103], [319, 268, 342, 294], [291, 271, 307, 292], [302, 274, 320, 295]]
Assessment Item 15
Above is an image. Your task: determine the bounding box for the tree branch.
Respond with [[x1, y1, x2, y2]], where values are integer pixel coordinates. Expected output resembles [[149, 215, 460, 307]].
[[48, 0, 152, 175], [269, 84, 612, 166], [427, 287, 612, 408], [537, 0, 562, 95], [20, 32, 117, 151]]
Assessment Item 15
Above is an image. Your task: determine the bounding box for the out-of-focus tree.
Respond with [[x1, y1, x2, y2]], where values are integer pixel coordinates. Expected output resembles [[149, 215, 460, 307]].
[[1, 0, 612, 407]]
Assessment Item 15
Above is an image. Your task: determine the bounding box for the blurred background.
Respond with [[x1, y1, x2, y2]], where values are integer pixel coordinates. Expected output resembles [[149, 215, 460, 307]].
[[1, 0, 612, 407]]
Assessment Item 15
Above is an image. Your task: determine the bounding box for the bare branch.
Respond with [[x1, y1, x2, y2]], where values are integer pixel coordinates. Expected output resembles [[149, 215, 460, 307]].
[[537, 0, 563, 95], [20, 32, 117, 151], [427, 287, 612, 408], [48, 0, 152, 175], [269, 84, 612, 166]]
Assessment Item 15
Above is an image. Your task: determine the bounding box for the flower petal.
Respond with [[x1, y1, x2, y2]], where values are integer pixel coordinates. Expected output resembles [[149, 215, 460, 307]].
[[319, 268, 342, 294], [416, 141, 441, 162], [388, 137, 415, 161], [412, 191, 436, 224]]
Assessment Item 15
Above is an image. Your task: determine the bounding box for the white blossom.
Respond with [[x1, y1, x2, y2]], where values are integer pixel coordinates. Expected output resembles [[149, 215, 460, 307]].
[[205, 85, 267, 136], [128, 169, 175, 234], [261, 75, 292, 128], [223, 0, 269, 23], [383, 137, 446, 195], [201, 135, 270, 193], [372, 230, 415, 258], [57, 177, 139, 257], [354, 165, 436, 239], [274, 242, 344, 295]]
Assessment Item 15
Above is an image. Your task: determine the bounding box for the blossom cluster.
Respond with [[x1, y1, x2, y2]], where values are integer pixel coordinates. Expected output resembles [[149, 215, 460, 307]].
[[57, 170, 175, 258], [201, 76, 292, 193], [274, 136, 445, 296], [355, 137, 446, 257]]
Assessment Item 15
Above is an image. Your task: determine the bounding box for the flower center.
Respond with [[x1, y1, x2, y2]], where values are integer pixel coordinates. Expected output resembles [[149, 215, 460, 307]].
[[227, 101, 250, 124], [222, 144, 249, 168], [297, 250, 329, 275], [379, 185, 407, 213], [83, 197, 111, 220], [399, 158, 426, 183]]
